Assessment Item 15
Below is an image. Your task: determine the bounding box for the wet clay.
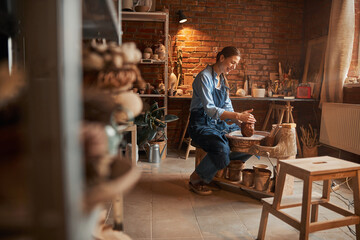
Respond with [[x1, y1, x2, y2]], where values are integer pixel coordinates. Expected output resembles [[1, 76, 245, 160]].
[[241, 122, 255, 137]]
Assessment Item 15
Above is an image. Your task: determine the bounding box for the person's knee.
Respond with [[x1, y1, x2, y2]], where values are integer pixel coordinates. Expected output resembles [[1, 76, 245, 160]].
[[213, 147, 231, 169]]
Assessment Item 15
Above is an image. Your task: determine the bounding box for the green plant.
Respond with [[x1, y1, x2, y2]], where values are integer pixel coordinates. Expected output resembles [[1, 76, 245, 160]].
[[134, 102, 178, 146]]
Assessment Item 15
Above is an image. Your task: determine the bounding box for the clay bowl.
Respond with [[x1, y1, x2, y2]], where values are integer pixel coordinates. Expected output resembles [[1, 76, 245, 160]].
[[135, 5, 150, 12]]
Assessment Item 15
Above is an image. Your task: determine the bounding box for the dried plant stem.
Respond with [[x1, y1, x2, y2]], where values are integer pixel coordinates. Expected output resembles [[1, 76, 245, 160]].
[[300, 124, 318, 148]]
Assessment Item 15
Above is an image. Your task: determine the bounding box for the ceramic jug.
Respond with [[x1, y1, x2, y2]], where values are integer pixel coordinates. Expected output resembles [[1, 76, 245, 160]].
[[122, 0, 135, 11]]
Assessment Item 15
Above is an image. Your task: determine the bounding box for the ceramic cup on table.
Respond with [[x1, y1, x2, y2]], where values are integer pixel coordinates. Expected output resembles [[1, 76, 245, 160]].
[[158, 52, 165, 60], [143, 52, 151, 59]]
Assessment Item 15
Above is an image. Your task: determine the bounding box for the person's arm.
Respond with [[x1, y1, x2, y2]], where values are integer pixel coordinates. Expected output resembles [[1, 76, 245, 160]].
[[220, 109, 256, 124]]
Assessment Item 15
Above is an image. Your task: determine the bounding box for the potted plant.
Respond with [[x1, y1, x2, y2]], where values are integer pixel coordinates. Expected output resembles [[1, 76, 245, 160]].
[[300, 124, 319, 158], [134, 102, 178, 159]]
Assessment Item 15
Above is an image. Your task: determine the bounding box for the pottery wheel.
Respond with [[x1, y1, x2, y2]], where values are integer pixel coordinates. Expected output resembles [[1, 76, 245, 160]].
[[227, 130, 266, 141]]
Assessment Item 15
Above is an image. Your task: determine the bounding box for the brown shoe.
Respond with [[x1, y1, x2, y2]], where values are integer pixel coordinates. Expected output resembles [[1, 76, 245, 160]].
[[189, 181, 212, 195], [205, 181, 221, 191]]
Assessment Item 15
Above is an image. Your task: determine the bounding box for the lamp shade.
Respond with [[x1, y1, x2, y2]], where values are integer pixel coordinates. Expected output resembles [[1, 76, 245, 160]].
[[178, 10, 187, 23]]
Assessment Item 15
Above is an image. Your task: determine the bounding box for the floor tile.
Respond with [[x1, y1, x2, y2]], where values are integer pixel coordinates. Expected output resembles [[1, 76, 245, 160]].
[[115, 151, 356, 240], [152, 217, 202, 239], [196, 214, 253, 239]]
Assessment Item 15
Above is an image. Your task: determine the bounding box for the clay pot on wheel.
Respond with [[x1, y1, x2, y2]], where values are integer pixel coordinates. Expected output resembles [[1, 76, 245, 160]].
[[241, 122, 255, 137]]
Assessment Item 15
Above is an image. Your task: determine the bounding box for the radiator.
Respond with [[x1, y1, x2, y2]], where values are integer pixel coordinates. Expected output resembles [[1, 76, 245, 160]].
[[320, 103, 360, 155]]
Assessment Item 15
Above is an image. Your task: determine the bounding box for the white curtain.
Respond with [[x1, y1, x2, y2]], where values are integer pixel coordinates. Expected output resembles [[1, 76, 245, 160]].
[[320, 0, 355, 104]]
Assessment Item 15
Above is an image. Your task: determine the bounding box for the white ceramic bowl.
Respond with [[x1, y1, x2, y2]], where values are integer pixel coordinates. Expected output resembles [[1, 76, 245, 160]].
[[252, 88, 266, 97]]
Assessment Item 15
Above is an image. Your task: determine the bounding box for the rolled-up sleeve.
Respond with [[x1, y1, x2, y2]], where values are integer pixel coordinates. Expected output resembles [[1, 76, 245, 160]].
[[223, 93, 234, 112]]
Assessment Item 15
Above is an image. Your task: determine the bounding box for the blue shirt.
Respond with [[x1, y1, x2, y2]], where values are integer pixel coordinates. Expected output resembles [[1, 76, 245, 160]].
[[190, 65, 234, 119]]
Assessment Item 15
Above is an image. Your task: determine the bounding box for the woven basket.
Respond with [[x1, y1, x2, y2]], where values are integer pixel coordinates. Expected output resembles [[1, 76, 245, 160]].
[[226, 131, 268, 152]]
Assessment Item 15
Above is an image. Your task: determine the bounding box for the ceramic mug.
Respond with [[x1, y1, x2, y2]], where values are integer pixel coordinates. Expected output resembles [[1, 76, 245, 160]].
[[143, 52, 151, 59], [152, 54, 159, 60], [158, 52, 165, 60]]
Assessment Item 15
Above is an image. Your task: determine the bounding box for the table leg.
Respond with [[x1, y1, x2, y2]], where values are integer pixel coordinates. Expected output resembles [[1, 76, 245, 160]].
[[278, 109, 286, 124], [300, 177, 312, 240], [273, 167, 287, 209], [285, 102, 291, 123], [322, 179, 331, 200], [262, 102, 274, 131], [113, 194, 124, 231], [310, 204, 319, 223], [178, 114, 190, 150], [257, 205, 270, 240], [353, 170, 360, 240], [131, 126, 137, 166]]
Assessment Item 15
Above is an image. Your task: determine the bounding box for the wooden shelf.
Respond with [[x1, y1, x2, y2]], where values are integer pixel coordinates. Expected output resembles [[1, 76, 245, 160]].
[[213, 177, 274, 199], [139, 94, 166, 98], [122, 11, 168, 22], [140, 59, 166, 64]]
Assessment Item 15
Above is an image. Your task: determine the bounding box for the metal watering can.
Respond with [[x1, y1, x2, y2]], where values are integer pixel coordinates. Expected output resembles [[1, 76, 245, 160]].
[[148, 143, 166, 163]]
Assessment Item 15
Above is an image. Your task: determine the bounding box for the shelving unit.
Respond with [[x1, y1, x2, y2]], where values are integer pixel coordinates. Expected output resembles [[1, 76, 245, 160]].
[[83, 0, 121, 42], [122, 11, 169, 115]]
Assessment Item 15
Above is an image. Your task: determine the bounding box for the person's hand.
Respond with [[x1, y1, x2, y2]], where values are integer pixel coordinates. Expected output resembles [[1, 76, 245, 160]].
[[236, 109, 256, 123]]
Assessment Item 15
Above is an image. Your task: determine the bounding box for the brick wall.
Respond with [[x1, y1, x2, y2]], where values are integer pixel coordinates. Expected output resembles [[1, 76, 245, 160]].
[[123, 0, 305, 88], [163, 0, 305, 87]]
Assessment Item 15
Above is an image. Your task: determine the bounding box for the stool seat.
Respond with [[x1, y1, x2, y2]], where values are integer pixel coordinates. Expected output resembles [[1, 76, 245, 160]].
[[257, 156, 360, 240]]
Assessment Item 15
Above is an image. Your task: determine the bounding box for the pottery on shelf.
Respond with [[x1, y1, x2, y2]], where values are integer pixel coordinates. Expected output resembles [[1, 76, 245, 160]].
[[135, 5, 150, 12], [135, 0, 152, 12]]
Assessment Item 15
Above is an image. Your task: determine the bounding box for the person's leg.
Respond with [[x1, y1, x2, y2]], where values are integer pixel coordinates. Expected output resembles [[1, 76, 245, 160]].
[[193, 154, 218, 183], [193, 133, 231, 183]]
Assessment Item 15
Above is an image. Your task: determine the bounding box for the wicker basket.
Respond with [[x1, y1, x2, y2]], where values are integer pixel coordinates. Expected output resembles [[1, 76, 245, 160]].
[[226, 131, 268, 152]]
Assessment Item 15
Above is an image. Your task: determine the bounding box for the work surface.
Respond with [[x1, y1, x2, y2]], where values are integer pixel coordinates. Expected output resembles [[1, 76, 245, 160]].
[[170, 96, 316, 102], [103, 151, 356, 240]]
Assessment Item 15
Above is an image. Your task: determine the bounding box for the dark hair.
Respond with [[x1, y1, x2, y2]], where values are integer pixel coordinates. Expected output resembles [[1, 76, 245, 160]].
[[216, 46, 241, 62]]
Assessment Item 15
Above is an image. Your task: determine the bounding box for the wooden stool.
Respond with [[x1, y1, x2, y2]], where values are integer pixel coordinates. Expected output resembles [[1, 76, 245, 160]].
[[123, 124, 137, 166], [178, 114, 196, 160], [257, 156, 360, 240]]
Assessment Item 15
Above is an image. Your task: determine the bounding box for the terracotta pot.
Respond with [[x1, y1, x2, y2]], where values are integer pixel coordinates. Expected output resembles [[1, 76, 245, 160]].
[[242, 169, 255, 187]]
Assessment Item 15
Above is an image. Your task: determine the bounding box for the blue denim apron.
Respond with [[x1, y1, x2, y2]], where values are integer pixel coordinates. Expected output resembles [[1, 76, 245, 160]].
[[188, 66, 251, 183]]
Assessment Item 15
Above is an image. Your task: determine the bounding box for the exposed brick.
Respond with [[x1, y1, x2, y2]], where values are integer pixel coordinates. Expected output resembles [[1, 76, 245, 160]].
[[255, 44, 270, 49]]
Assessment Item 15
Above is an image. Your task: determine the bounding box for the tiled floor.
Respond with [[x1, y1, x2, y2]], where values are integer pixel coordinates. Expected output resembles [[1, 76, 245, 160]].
[[107, 150, 357, 240]]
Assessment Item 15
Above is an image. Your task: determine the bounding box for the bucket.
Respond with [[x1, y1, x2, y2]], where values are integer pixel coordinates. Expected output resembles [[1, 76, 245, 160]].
[[242, 169, 255, 187], [227, 160, 245, 182], [228, 168, 242, 181], [254, 168, 272, 191]]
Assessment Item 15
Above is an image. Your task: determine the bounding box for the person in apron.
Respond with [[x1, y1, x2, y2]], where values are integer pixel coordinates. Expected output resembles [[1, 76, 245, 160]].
[[188, 46, 256, 195]]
